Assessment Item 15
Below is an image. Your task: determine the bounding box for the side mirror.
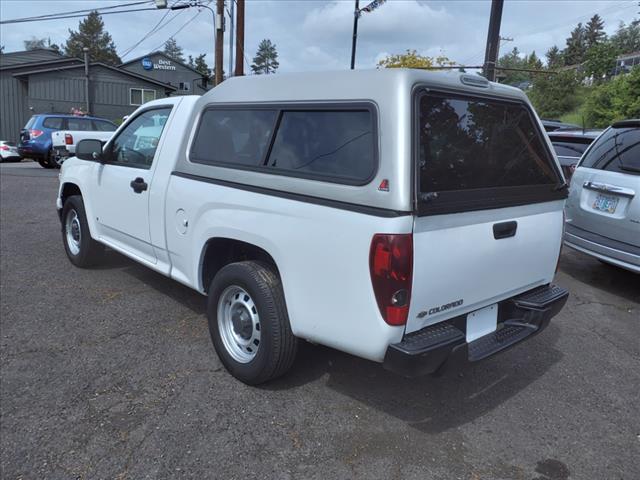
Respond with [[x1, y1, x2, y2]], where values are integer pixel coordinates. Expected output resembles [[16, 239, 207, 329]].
[[76, 139, 103, 162]]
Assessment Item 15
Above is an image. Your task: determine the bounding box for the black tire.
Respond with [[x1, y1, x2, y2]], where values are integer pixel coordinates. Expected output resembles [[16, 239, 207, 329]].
[[61, 195, 104, 267], [38, 158, 53, 169], [207, 261, 298, 385]]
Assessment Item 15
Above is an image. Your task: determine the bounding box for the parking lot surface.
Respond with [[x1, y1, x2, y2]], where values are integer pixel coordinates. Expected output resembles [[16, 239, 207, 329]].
[[1, 161, 639, 480]]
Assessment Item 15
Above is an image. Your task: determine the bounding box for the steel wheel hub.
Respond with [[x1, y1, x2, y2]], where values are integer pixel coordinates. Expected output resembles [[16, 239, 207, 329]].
[[217, 286, 261, 363]]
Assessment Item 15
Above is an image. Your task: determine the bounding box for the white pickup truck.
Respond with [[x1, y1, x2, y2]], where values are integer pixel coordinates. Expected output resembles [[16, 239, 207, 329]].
[[57, 70, 569, 384], [51, 119, 117, 166]]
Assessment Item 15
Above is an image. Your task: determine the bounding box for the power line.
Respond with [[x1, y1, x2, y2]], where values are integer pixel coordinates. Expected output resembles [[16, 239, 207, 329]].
[[0, 6, 158, 25], [121, 6, 186, 58], [0, 1, 153, 25], [147, 9, 205, 53]]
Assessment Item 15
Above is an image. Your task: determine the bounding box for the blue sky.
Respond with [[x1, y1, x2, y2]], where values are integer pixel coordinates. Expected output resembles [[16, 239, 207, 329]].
[[0, 0, 637, 71]]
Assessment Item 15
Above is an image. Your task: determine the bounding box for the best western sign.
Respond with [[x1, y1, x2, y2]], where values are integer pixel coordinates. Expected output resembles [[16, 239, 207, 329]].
[[142, 57, 177, 71]]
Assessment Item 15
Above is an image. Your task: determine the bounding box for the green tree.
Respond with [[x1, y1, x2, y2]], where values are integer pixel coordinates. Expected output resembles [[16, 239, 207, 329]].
[[564, 23, 587, 65], [194, 54, 211, 78], [583, 66, 640, 127], [187, 54, 195, 69], [64, 11, 120, 65], [24, 37, 61, 53], [585, 14, 606, 49], [528, 70, 581, 118], [251, 39, 279, 74], [163, 38, 185, 63], [377, 49, 455, 69], [610, 19, 640, 55], [584, 42, 619, 83], [545, 45, 564, 69]]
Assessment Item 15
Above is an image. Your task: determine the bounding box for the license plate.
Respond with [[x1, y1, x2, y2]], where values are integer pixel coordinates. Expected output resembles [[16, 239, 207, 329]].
[[466, 303, 497, 343], [592, 193, 618, 214]]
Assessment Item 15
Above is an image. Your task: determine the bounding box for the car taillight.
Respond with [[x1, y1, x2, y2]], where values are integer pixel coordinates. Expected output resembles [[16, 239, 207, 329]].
[[29, 129, 43, 138], [0, 145, 8, 151], [65, 134, 73, 145], [369, 234, 413, 326]]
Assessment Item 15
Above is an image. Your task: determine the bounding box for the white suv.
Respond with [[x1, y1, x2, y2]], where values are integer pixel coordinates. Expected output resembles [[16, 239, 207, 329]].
[[57, 69, 569, 384]]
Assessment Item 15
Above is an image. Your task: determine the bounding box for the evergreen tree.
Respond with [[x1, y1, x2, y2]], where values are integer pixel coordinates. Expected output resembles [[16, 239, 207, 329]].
[[251, 39, 279, 75], [187, 54, 195, 69], [528, 70, 581, 118], [545, 45, 564, 68], [163, 38, 185, 63], [64, 11, 120, 65], [24, 37, 61, 53], [585, 14, 606, 49], [584, 42, 619, 82], [564, 23, 587, 65], [610, 19, 640, 55], [194, 54, 212, 78]]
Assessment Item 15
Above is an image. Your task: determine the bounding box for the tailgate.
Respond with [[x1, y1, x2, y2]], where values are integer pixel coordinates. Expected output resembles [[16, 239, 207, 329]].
[[407, 203, 562, 333], [409, 89, 566, 334]]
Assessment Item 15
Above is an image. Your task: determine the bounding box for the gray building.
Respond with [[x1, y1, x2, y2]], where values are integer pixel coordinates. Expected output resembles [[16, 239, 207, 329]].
[[120, 51, 211, 95], [0, 49, 209, 142]]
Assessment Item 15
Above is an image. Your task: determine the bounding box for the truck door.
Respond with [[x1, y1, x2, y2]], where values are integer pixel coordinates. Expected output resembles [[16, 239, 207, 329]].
[[91, 107, 173, 264]]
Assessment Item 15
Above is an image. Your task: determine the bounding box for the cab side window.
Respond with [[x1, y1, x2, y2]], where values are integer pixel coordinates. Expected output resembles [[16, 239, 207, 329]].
[[108, 108, 172, 169]]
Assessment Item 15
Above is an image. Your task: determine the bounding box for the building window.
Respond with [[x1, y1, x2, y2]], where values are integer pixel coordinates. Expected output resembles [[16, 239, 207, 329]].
[[130, 88, 157, 106], [179, 82, 190, 91]]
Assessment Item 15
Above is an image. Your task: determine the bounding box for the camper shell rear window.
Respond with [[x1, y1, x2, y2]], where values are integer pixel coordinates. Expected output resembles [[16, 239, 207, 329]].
[[416, 90, 565, 215]]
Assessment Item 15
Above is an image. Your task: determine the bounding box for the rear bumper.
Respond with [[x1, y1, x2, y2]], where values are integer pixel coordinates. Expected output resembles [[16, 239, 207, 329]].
[[383, 284, 569, 377], [564, 224, 640, 273]]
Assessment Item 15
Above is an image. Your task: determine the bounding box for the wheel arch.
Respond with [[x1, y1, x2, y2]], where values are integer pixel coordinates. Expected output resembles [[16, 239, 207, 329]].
[[60, 182, 83, 205], [199, 237, 280, 293]]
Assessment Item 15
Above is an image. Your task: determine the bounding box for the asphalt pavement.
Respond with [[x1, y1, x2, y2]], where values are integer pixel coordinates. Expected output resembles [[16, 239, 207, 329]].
[[1, 161, 639, 480]]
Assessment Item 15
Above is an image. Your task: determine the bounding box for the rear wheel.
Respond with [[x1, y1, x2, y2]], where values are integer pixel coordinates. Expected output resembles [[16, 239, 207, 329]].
[[38, 158, 54, 169], [207, 261, 298, 385], [61, 195, 104, 267]]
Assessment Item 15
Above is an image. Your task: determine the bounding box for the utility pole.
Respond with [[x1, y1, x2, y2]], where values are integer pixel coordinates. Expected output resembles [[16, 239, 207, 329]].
[[235, 0, 245, 76], [350, 0, 359, 70], [83, 47, 90, 114], [215, 0, 224, 85], [228, 0, 234, 78], [482, 0, 504, 82]]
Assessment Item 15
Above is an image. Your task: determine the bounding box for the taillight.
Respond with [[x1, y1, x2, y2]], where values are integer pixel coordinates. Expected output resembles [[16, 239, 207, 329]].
[[65, 134, 73, 145], [0, 145, 8, 151], [29, 129, 43, 138], [369, 234, 413, 326]]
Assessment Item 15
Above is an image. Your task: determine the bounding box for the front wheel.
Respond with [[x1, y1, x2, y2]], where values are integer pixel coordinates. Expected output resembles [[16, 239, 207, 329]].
[[61, 195, 104, 267], [207, 261, 298, 385]]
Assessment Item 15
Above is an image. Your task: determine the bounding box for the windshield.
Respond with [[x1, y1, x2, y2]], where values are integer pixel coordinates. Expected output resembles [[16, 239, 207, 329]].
[[580, 127, 640, 174]]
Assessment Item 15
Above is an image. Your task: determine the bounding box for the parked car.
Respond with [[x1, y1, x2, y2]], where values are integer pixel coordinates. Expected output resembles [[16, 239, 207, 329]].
[[564, 119, 640, 273], [547, 129, 602, 181], [57, 70, 569, 384], [0, 141, 21, 162], [18, 114, 117, 169], [541, 118, 581, 132], [52, 127, 116, 166]]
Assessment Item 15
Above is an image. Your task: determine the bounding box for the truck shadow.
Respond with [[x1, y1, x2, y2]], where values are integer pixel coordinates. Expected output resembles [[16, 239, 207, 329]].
[[267, 325, 563, 434], [105, 249, 564, 433]]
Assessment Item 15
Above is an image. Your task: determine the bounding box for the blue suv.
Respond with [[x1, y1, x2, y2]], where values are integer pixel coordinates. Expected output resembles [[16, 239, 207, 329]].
[[18, 114, 117, 168]]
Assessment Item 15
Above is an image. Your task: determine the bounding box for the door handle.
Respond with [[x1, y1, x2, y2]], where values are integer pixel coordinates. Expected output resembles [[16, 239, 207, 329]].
[[130, 177, 148, 194], [493, 221, 517, 239]]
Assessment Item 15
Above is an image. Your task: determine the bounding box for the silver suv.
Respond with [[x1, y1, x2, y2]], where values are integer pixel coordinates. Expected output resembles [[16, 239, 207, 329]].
[[564, 120, 640, 272]]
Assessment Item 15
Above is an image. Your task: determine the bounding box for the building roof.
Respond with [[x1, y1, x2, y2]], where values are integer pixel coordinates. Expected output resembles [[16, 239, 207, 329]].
[[120, 50, 207, 78], [0, 48, 64, 67], [12, 62, 177, 90], [0, 56, 83, 72], [617, 51, 640, 60]]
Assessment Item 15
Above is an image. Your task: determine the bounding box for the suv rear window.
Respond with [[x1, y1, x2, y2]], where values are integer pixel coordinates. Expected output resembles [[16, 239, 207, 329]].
[[67, 118, 93, 131], [42, 117, 64, 129], [417, 91, 563, 214], [93, 120, 117, 132], [551, 141, 590, 158], [580, 127, 639, 175]]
